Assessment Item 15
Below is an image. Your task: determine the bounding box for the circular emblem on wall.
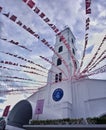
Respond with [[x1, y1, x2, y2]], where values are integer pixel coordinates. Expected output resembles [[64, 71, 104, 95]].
[[52, 88, 64, 101]]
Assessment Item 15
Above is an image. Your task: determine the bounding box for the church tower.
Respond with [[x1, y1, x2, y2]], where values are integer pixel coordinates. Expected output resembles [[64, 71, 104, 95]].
[[46, 27, 79, 119]]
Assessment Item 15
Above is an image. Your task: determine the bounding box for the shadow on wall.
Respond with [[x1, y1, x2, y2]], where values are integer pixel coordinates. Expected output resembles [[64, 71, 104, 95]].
[[7, 100, 32, 128]]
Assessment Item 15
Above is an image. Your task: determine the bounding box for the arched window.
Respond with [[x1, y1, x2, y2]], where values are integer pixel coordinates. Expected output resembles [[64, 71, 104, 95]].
[[72, 38, 74, 44], [75, 61, 77, 69], [55, 74, 58, 83], [58, 46, 63, 53], [72, 48, 75, 55], [57, 58, 62, 66]]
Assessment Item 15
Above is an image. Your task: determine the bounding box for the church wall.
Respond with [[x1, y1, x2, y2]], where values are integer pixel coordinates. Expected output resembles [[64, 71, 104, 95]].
[[45, 80, 72, 119], [71, 79, 106, 118], [27, 86, 48, 120]]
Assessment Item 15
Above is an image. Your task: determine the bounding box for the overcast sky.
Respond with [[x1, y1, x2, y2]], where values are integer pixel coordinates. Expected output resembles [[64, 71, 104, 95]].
[[0, 0, 106, 116]]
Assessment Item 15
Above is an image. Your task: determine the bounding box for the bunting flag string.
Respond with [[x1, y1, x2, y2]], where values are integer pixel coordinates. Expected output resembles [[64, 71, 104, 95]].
[[85, 55, 106, 73], [77, 65, 106, 80], [0, 88, 38, 95], [0, 79, 46, 86], [78, 0, 92, 73], [0, 6, 70, 76], [22, 0, 76, 76], [0, 60, 47, 76], [0, 84, 43, 88], [79, 64, 106, 79], [0, 50, 63, 76], [0, 79, 37, 84], [0, 75, 37, 82], [0, 50, 47, 73], [0, 75, 47, 85], [22, 0, 59, 34], [88, 50, 106, 71], [0, 65, 21, 72], [0, 65, 47, 77], [81, 36, 106, 73], [40, 56, 68, 78], [0, 37, 32, 52], [89, 64, 106, 75]]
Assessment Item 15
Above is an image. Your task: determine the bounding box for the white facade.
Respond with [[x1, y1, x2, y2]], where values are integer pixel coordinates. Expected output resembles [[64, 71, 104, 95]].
[[27, 27, 106, 120]]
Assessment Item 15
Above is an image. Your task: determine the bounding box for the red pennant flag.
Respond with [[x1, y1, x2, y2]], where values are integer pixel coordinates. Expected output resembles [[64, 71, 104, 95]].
[[8, 61, 12, 65], [14, 42, 19, 45], [10, 15, 17, 22], [33, 33, 40, 39], [86, 1, 91, 9], [85, 0, 91, 14], [1, 38, 7, 41], [33, 7, 40, 14], [16, 20, 22, 26], [23, 25, 28, 30], [9, 40, 15, 44], [27, 0, 35, 8], [39, 12, 45, 18], [54, 28, 59, 33], [44, 17, 50, 23], [27, 28, 35, 34], [51, 25, 57, 30], [23, 0, 28, 2], [3, 12, 10, 17], [0, 61, 4, 63], [86, 17, 90, 23], [41, 39, 46, 43], [0, 6, 2, 12], [86, 9, 91, 14]]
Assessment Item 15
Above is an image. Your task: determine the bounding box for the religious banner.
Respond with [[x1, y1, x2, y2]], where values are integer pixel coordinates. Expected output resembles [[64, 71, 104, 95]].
[[35, 99, 44, 114], [2, 105, 11, 117]]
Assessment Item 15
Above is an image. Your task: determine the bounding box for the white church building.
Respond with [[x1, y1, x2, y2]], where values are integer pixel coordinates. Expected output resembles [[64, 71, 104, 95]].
[[6, 27, 106, 128]]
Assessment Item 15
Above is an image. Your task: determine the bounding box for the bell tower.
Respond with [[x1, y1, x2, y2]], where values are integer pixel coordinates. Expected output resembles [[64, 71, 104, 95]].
[[46, 27, 79, 119]]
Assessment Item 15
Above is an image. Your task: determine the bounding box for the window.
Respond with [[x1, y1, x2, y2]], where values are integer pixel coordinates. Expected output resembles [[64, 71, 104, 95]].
[[75, 61, 77, 69], [59, 36, 63, 42], [72, 38, 74, 44], [55, 73, 62, 82], [57, 58, 62, 66], [58, 46, 63, 53], [59, 73, 62, 81], [72, 48, 75, 55], [59, 38, 62, 42], [55, 74, 58, 83]]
